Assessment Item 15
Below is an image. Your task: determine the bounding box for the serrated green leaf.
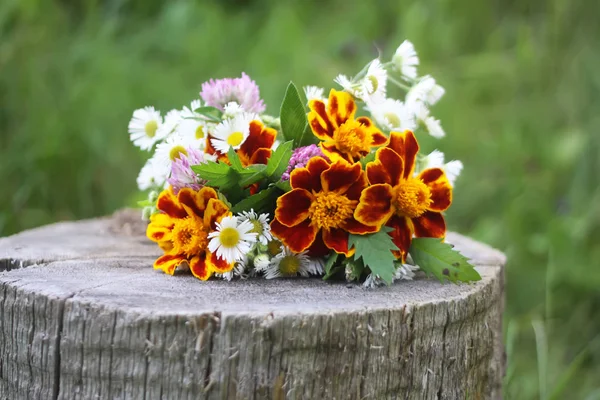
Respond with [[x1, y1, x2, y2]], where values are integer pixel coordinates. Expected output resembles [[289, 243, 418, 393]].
[[280, 82, 318, 147], [217, 191, 232, 208], [231, 186, 280, 214], [409, 238, 482, 283], [227, 147, 244, 171], [324, 252, 341, 275], [239, 164, 268, 187], [191, 160, 230, 180], [192, 160, 256, 187], [264, 140, 293, 182], [348, 227, 399, 284], [193, 106, 222, 122]]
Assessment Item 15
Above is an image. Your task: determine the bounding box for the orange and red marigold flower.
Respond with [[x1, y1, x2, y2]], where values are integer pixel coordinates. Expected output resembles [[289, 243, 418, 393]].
[[308, 89, 388, 163], [206, 119, 277, 167], [355, 130, 453, 261], [146, 186, 233, 280], [270, 157, 378, 257]]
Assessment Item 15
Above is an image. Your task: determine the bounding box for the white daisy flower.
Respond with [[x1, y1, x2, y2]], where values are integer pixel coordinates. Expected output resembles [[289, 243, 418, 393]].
[[151, 134, 198, 179], [222, 102, 250, 120], [136, 158, 166, 191], [210, 113, 254, 154], [304, 86, 327, 104], [238, 209, 273, 245], [253, 253, 271, 272], [128, 106, 165, 151], [406, 75, 445, 106], [263, 247, 311, 279], [418, 150, 463, 186], [334, 59, 387, 104], [208, 216, 257, 264], [362, 273, 386, 288], [394, 263, 419, 281], [176, 100, 208, 148], [408, 101, 446, 138], [391, 40, 419, 80], [156, 109, 182, 139], [367, 98, 416, 132], [306, 257, 325, 276]]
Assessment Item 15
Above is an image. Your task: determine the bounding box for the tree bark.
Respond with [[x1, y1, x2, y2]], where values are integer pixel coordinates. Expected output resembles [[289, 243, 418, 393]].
[[0, 209, 505, 400]]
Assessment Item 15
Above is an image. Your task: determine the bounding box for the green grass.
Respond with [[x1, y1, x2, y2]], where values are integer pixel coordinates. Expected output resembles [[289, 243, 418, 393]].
[[1, 0, 599, 398]]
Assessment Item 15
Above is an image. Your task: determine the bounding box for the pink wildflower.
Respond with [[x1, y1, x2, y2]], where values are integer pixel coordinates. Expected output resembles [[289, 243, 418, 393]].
[[281, 144, 329, 181], [200, 73, 266, 114], [168, 147, 209, 194]]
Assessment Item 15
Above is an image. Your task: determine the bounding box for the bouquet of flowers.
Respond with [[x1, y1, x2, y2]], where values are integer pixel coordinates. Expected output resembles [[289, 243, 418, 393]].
[[130, 40, 480, 287]]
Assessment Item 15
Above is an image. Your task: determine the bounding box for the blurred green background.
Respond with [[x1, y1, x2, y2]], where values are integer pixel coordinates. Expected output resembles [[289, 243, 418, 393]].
[[1, 0, 599, 398]]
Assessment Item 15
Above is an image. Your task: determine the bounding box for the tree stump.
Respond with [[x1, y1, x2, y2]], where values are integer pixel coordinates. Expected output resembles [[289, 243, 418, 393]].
[[0, 209, 505, 400]]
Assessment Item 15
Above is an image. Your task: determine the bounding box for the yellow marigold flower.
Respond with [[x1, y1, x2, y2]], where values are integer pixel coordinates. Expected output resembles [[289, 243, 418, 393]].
[[307, 89, 388, 162], [146, 186, 233, 280]]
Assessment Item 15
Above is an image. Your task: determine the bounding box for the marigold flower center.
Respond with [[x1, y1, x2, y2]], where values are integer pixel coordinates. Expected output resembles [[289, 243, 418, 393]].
[[218, 227, 240, 248], [145, 120, 158, 138], [309, 191, 356, 230], [393, 179, 432, 218], [195, 125, 205, 139], [279, 255, 300, 276], [332, 120, 371, 155], [171, 217, 208, 256], [227, 131, 244, 147], [169, 145, 188, 161]]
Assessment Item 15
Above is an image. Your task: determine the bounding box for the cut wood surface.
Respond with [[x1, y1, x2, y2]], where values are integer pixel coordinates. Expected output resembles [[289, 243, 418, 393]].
[[0, 209, 506, 400]]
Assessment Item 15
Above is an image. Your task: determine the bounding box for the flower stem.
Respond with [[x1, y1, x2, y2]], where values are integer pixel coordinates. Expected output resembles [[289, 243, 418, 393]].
[[388, 75, 412, 92]]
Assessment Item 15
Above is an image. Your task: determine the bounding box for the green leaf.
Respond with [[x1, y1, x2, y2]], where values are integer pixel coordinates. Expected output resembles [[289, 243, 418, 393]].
[[324, 252, 341, 276], [409, 238, 482, 283], [227, 147, 244, 171], [274, 180, 292, 192], [191, 160, 230, 181], [348, 227, 399, 284], [193, 106, 222, 122], [264, 140, 293, 182], [239, 164, 268, 187], [231, 186, 281, 215], [192, 160, 256, 187], [280, 82, 317, 147]]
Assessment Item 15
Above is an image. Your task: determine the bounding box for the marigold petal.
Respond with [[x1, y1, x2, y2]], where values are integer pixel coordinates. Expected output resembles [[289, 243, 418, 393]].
[[207, 251, 234, 274], [367, 147, 404, 186], [321, 160, 362, 194], [154, 254, 185, 275], [356, 117, 387, 146], [419, 168, 452, 212], [240, 120, 276, 158], [146, 224, 172, 243], [342, 218, 378, 235], [386, 215, 413, 262], [354, 184, 394, 227], [388, 130, 419, 179], [308, 100, 335, 140], [319, 141, 349, 163], [344, 172, 369, 201], [178, 187, 217, 217], [203, 198, 230, 231], [189, 254, 211, 281], [270, 218, 318, 253], [412, 211, 446, 238], [323, 228, 353, 256], [149, 212, 173, 228], [327, 89, 356, 127], [307, 232, 329, 257], [156, 188, 187, 219], [249, 148, 272, 166], [274, 189, 313, 227], [290, 157, 329, 192]]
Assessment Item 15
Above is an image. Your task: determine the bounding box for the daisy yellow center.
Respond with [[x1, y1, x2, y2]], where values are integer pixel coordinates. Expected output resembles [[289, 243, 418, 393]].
[[227, 132, 244, 147], [219, 227, 240, 248], [145, 120, 158, 138], [169, 145, 188, 161], [195, 125, 205, 139], [171, 217, 207, 257], [384, 112, 401, 127], [309, 191, 356, 230], [367, 75, 379, 95], [267, 240, 282, 256], [250, 219, 264, 235], [393, 179, 432, 218], [333, 120, 371, 156], [279, 255, 300, 276]]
